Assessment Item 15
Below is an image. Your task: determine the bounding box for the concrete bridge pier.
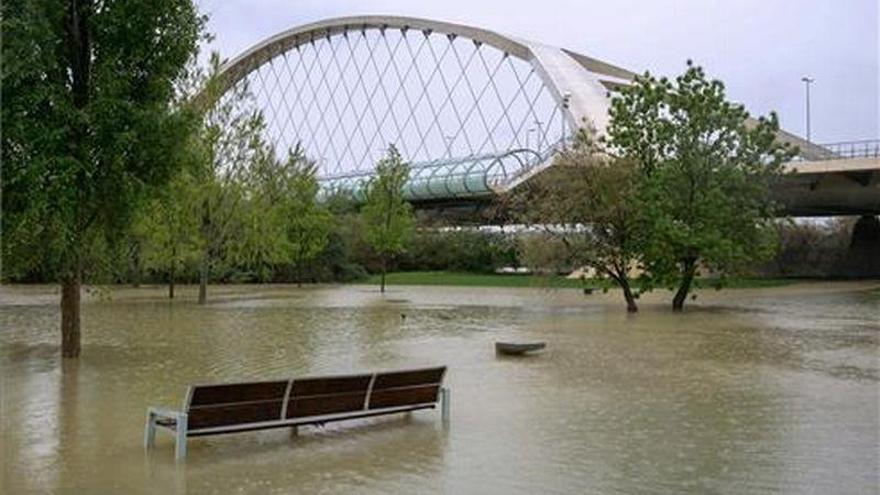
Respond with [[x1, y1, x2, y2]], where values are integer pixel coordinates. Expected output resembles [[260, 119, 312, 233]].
[[847, 215, 880, 277]]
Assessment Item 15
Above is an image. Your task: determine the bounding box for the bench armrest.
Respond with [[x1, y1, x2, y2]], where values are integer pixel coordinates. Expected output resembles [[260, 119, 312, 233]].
[[147, 406, 182, 420], [145, 406, 189, 460]]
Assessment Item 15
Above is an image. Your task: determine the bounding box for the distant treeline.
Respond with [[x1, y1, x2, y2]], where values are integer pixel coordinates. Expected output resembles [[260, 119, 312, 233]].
[[7, 216, 875, 285], [759, 217, 879, 279]]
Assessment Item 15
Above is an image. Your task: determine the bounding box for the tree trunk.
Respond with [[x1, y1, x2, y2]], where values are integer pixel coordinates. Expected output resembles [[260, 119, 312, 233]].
[[380, 256, 387, 294], [672, 257, 698, 312], [168, 247, 176, 299], [60, 273, 82, 358], [619, 277, 638, 313], [198, 256, 208, 305], [131, 241, 141, 288]]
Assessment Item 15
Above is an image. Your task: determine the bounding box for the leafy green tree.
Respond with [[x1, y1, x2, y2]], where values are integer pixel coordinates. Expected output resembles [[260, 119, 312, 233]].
[[362, 146, 415, 293], [509, 129, 647, 312], [607, 61, 794, 311], [281, 156, 332, 286], [1, 0, 205, 356], [243, 147, 331, 285], [133, 170, 202, 298], [191, 54, 269, 303]]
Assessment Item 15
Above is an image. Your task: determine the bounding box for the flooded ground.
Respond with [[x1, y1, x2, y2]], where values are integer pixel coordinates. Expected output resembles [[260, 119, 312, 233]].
[[1, 282, 878, 494]]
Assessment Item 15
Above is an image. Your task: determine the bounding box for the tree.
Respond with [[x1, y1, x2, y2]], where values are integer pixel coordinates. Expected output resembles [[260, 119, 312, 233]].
[[244, 147, 331, 285], [508, 129, 647, 312], [607, 61, 794, 311], [191, 54, 269, 303], [133, 170, 202, 299], [281, 156, 332, 286], [2, 0, 205, 356], [362, 146, 415, 293]]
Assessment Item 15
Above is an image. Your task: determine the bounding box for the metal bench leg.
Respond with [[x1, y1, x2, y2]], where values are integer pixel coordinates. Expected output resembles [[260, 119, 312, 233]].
[[144, 410, 157, 449], [440, 387, 451, 424], [175, 413, 188, 461]]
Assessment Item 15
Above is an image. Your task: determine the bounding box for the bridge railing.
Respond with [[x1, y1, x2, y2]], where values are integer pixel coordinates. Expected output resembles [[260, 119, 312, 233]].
[[809, 139, 880, 160]]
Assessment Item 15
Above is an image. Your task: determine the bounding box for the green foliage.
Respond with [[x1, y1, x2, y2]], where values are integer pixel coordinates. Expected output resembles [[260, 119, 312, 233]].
[[132, 170, 202, 284], [1, 0, 206, 281], [607, 61, 794, 309], [516, 234, 572, 275], [398, 229, 516, 274], [360, 271, 588, 289], [507, 129, 646, 310], [244, 147, 332, 283], [188, 54, 275, 296], [361, 146, 415, 290], [762, 218, 872, 278], [280, 154, 332, 282]]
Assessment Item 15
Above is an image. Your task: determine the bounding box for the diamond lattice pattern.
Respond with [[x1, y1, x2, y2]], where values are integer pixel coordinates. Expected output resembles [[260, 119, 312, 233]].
[[229, 27, 567, 184]]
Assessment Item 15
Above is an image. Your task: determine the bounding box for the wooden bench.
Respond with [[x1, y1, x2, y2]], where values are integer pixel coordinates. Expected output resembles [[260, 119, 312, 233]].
[[144, 366, 449, 460]]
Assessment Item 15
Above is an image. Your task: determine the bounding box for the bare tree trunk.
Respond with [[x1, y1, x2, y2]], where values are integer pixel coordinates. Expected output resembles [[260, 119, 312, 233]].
[[60, 271, 82, 358], [198, 255, 208, 305], [168, 268, 175, 300], [131, 241, 141, 288], [380, 256, 387, 294], [672, 257, 698, 312], [168, 246, 176, 299]]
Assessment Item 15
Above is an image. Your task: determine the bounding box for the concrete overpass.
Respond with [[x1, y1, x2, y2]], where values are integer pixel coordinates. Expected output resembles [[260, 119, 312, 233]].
[[779, 154, 879, 216]]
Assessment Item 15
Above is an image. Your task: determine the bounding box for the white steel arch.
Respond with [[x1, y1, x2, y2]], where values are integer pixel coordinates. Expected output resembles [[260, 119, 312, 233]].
[[211, 15, 637, 200], [217, 15, 635, 133]]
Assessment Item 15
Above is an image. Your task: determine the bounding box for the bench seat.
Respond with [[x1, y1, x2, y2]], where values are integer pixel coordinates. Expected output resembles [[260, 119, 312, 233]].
[[145, 367, 449, 460]]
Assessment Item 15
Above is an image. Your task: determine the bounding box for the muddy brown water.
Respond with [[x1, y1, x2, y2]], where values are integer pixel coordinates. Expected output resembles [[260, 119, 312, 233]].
[[1, 283, 878, 494]]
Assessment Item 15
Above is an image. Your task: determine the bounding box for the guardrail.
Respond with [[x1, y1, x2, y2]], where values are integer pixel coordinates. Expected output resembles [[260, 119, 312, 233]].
[[811, 139, 880, 160]]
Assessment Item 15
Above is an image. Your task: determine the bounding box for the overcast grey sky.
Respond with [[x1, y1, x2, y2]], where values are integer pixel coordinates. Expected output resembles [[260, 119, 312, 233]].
[[199, 0, 878, 143]]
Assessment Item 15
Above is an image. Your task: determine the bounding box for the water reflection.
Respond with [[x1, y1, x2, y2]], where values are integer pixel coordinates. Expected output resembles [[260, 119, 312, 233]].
[[1, 283, 878, 494]]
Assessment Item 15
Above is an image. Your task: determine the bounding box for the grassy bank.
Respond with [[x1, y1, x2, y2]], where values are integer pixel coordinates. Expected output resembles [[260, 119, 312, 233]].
[[357, 271, 796, 289]]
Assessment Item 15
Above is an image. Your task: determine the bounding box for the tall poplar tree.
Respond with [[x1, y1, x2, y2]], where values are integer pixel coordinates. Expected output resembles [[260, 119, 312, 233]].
[[2, 0, 206, 356]]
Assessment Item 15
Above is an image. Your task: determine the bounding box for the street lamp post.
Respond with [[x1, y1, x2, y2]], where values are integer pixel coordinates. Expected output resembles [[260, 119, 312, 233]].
[[801, 76, 814, 142]]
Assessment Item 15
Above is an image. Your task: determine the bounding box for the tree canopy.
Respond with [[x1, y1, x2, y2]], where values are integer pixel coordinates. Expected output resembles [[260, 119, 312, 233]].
[[509, 128, 646, 311], [2, 0, 206, 355], [606, 61, 794, 310], [362, 146, 415, 293]]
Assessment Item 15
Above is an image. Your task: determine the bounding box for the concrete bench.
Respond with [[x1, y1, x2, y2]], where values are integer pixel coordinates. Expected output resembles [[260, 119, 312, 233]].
[[144, 366, 449, 460]]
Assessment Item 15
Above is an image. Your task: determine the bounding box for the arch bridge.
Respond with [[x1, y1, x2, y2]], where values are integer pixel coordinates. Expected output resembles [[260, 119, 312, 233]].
[[215, 15, 879, 217]]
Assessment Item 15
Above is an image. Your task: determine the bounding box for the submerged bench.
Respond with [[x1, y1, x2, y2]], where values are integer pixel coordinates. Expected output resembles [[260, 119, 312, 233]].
[[144, 366, 449, 460]]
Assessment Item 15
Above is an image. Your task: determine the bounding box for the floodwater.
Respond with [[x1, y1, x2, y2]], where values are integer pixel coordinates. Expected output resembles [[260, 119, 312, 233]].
[[1, 282, 878, 495]]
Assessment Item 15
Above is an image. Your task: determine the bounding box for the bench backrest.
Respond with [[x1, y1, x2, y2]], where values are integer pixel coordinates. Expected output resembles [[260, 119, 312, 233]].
[[185, 380, 289, 430], [368, 367, 446, 410], [286, 374, 372, 419], [184, 367, 446, 430]]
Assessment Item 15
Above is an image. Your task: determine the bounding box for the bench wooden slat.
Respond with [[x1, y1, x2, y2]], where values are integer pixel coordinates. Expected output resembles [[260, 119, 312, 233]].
[[189, 380, 288, 406], [287, 391, 368, 418], [372, 367, 445, 390], [290, 375, 372, 396], [188, 400, 286, 429], [369, 384, 440, 409], [286, 374, 372, 418]]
